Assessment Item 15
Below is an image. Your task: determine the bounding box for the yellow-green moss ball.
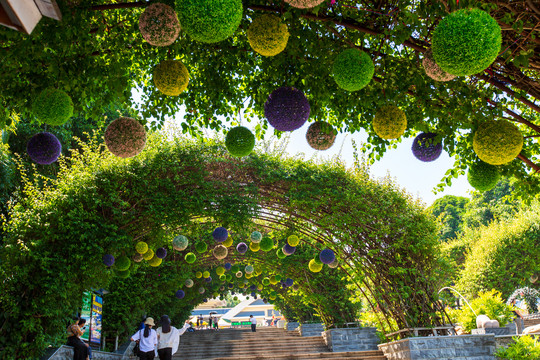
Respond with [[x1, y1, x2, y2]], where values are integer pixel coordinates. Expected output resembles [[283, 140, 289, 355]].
[[136, 241, 149, 254], [153, 59, 189, 96], [143, 249, 154, 261], [287, 235, 300, 247], [196, 271, 202, 278], [148, 256, 162, 267], [473, 120, 523, 165], [373, 105, 407, 140], [250, 242, 260, 252], [308, 259, 323, 273], [223, 236, 234, 247], [247, 14, 289, 57]]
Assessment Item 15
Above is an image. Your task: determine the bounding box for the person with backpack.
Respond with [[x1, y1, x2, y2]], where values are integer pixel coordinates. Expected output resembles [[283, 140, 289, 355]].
[[156, 315, 190, 360], [131, 317, 158, 360]]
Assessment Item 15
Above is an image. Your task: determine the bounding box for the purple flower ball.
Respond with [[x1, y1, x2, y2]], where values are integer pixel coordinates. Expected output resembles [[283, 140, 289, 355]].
[[156, 247, 167, 259], [282, 244, 296, 255], [250, 285, 257, 291], [27, 132, 62, 165], [411, 133, 443, 162], [175, 290, 185, 299], [212, 227, 228, 242], [203, 298, 208, 302], [236, 242, 248, 254], [285, 278, 294, 287], [264, 87, 310, 132], [103, 254, 115, 267], [224, 262, 232, 270], [228, 283, 234, 289], [205, 276, 212, 283], [319, 248, 336, 265], [251, 292, 256, 297]]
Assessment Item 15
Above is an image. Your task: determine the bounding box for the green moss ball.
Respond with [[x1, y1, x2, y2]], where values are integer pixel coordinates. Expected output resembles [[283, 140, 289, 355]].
[[333, 49, 374, 91], [276, 249, 287, 259], [373, 105, 407, 140], [247, 14, 289, 57], [153, 60, 189, 96], [467, 161, 500, 191], [260, 236, 274, 252], [225, 126, 255, 157], [116, 269, 130, 278], [195, 241, 208, 253], [33, 89, 74, 126], [432, 8, 501, 76], [116, 255, 131, 271], [175, 0, 243, 43], [185, 252, 197, 263], [473, 120, 523, 165], [135, 241, 149, 254]]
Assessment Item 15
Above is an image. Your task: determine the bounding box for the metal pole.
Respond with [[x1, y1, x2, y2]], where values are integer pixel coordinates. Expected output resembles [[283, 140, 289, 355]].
[[438, 287, 478, 317]]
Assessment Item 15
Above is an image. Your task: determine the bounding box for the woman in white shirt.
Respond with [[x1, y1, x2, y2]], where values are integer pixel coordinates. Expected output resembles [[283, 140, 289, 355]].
[[156, 315, 191, 360], [131, 317, 158, 360]]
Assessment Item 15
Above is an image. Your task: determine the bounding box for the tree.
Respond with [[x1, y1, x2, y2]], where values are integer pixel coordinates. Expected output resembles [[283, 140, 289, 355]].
[[428, 195, 469, 241]]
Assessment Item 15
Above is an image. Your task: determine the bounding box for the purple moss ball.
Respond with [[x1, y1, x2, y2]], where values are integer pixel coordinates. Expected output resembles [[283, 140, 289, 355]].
[[224, 262, 232, 270], [236, 242, 248, 254], [285, 278, 294, 287], [212, 227, 228, 242], [27, 132, 62, 165], [411, 133, 443, 162], [175, 290, 185, 299], [103, 254, 115, 267], [264, 87, 310, 132], [156, 247, 167, 259], [319, 248, 336, 265], [250, 285, 257, 291], [282, 244, 296, 255], [205, 276, 212, 283], [228, 283, 234, 289]]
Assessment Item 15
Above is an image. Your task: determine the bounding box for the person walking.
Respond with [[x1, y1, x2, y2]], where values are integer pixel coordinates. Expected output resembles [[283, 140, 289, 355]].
[[156, 315, 190, 360], [208, 316, 212, 330], [213, 316, 219, 331], [250, 315, 257, 332], [131, 317, 158, 360], [66, 317, 91, 360]]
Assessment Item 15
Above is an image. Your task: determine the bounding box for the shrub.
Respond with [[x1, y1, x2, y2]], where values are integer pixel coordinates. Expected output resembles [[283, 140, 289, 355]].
[[32, 89, 73, 126], [264, 87, 310, 132], [225, 127, 255, 157], [175, 0, 243, 43], [139, 3, 180, 46], [172, 235, 188, 251], [153, 60, 189, 96], [373, 105, 407, 139], [411, 132, 443, 162], [285, 0, 325, 8], [495, 335, 540, 359], [332, 49, 374, 91], [104, 117, 147, 158], [473, 120, 523, 165], [422, 49, 456, 82], [247, 14, 289, 56], [26, 132, 62, 165], [432, 8, 501, 76], [508, 287, 540, 314], [135, 241, 149, 254], [467, 161, 500, 191], [306, 122, 336, 150]]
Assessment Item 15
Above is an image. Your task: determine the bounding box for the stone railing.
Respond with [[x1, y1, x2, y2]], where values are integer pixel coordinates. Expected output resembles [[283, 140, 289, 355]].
[[298, 323, 325, 337], [285, 321, 299, 331], [46, 342, 135, 360], [322, 327, 379, 352]]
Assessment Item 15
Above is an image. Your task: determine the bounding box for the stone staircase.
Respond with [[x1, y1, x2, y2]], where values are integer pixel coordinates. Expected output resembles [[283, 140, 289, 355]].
[[172, 327, 386, 360]]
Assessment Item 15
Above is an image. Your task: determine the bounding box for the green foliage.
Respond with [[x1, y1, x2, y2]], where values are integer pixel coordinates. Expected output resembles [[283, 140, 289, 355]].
[[373, 105, 407, 140], [508, 287, 540, 314], [153, 60, 190, 96], [332, 49, 374, 92], [473, 120, 523, 166], [32, 89, 74, 126], [247, 14, 289, 57], [428, 195, 469, 241], [225, 126, 255, 157], [432, 8, 502, 76], [495, 335, 540, 360], [468, 161, 501, 191]]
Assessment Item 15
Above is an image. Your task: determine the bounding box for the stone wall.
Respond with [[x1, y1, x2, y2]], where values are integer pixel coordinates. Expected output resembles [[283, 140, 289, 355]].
[[322, 327, 379, 352], [48, 346, 125, 360], [285, 321, 299, 331], [378, 335, 496, 360], [298, 323, 325, 337]]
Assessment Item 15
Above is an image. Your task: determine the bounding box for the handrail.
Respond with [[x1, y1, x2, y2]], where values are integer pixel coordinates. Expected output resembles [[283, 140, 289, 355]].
[[438, 286, 478, 317]]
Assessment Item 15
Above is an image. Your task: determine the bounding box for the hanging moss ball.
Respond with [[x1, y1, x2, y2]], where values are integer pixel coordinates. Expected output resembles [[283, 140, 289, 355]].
[[175, 0, 243, 43], [116, 269, 130, 279], [143, 249, 154, 261], [239, 282, 245, 289], [116, 256, 131, 271], [231, 264, 240, 273], [250, 231, 263, 243], [219, 274, 226, 281], [32, 89, 73, 126], [333, 49, 374, 92], [104, 117, 147, 158], [139, 3, 180, 46], [275, 275, 282, 282], [175, 289, 185, 299], [319, 249, 335, 265], [411, 133, 443, 162], [268, 276, 277, 285], [246, 272, 253, 279], [149, 256, 162, 267], [172, 235, 189, 251], [226, 274, 232, 281], [195, 241, 208, 253], [224, 262, 232, 271], [247, 14, 289, 57], [203, 271, 210, 278], [262, 277, 270, 286], [153, 60, 189, 96], [249, 242, 260, 252], [212, 227, 229, 242], [264, 87, 310, 132], [223, 236, 234, 247], [285, 278, 294, 287], [314, 256, 323, 265], [328, 259, 339, 269], [156, 247, 167, 259], [293, 284, 300, 291], [309, 259, 323, 273], [236, 242, 248, 254], [236, 271, 243, 278], [216, 266, 226, 276], [467, 161, 500, 191], [133, 253, 143, 263], [185, 279, 194, 288], [282, 244, 296, 255], [198, 287, 206, 294], [245, 265, 254, 274], [260, 236, 274, 252], [213, 245, 228, 260], [269, 294, 277, 300], [225, 126, 255, 157], [103, 254, 115, 267], [287, 235, 300, 247], [306, 122, 337, 151], [285, 0, 325, 8], [432, 8, 501, 76], [136, 241, 149, 254], [195, 271, 202, 278], [276, 249, 287, 259], [27, 132, 62, 165], [205, 276, 212, 283], [373, 106, 407, 140], [185, 252, 197, 264], [422, 49, 456, 82], [473, 120, 523, 165]]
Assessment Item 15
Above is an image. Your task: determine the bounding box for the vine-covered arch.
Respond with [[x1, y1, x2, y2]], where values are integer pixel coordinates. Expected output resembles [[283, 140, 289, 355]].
[[0, 136, 442, 358]]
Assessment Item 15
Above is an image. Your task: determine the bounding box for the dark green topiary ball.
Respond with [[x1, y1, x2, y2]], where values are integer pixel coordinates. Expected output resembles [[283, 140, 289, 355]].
[[225, 126, 255, 157], [175, 0, 243, 43], [185, 252, 197, 263], [195, 241, 208, 253], [467, 161, 500, 191], [32, 89, 74, 126], [260, 236, 274, 252], [116, 256, 131, 271], [332, 49, 374, 91], [432, 8, 501, 76]]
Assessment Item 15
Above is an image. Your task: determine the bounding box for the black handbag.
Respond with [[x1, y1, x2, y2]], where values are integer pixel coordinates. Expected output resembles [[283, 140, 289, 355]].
[[133, 330, 141, 356]]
